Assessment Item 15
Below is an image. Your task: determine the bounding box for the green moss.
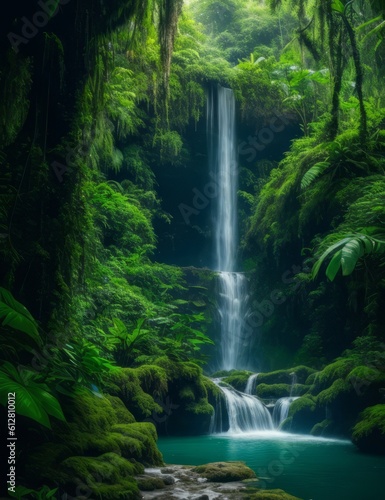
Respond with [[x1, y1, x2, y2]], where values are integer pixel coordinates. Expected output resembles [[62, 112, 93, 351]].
[[111, 423, 163, 465], [60, 453, 142, 499], [107, 368, 163, 420], [256, 383, 291, 399], [136, 476, 165, 491], [347, 366, 385, 387], [62, 390, 119, 433], [352, 404, 385, 454], [257, 366, 315, 385], [312, 359, 356, 391], [186, 399, 214, 416], [223, 371, 253, 391], [135, 364, 168, 397], [289, 396, 316, 416], [244, 489, 302, 500], [179, 385, 196, 401], [316, 378, 352, 406], [194, 461, 256, 482], [105, 395, 136, 424], [310, 419, 333, 437], [154, 356, 203, 382], [91, 481, 141, 500], [203, 376, 223, 399]]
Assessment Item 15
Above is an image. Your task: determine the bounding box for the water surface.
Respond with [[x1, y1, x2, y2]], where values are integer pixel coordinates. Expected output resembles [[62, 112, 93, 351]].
[[158, 432, 385, 500]]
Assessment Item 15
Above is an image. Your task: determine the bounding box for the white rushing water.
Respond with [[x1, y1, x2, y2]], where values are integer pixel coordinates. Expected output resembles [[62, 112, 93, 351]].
[[272, 397, 300, 428], [244, 373, 259, 395], [208, 86, 252, 371], [211, 379, 273, 434], [218, 272, 250, 371]]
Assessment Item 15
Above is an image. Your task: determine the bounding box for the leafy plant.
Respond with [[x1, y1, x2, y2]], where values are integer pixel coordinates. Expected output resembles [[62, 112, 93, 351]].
[[0, 287, 41, 346], [9, 485, 58, 500], [107, 317, 154, 366], [0, 362, 65, 428], [312, 232, 385, 281], [46, 337, 117, 394]]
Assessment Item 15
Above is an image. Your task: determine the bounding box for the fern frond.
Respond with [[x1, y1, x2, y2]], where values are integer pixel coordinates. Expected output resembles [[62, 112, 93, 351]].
[[301, 161, 331, 190]]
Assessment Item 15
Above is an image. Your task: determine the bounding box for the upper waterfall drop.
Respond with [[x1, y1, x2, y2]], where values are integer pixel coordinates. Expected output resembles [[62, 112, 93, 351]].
[[213, 86, 237, 273], [208, 85, 253, 371]]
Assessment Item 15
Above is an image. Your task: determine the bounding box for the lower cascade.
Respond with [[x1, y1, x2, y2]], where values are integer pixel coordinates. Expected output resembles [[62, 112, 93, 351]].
[[244, 373, 259, 395], [211, 378, 273, 433], [272, 397, 300, 428]]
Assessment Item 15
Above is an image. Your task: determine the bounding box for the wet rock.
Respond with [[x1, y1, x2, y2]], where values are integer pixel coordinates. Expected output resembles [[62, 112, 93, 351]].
[[193, 461, 256, 482]]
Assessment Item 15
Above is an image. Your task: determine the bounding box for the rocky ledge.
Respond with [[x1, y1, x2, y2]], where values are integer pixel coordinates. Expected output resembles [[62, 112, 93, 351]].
[[136, 462, 302, 499]]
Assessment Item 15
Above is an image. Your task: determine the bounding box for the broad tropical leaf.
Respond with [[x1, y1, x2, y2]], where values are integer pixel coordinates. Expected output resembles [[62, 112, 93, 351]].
[[0, 362, 65, 428], [0, 287, 41, 345], [313, 233, 385, 281]]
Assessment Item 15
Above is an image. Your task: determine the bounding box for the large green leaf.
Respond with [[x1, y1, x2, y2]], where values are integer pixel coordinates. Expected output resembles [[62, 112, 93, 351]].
[[326, 249, 343, 281], [0, 362, 65, 428], [340, 238, 364, 276], [313, 233, 385, 281], [0, 287, 41, 345]]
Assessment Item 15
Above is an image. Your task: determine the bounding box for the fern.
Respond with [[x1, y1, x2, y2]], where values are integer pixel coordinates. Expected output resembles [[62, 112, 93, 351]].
[[301, 161, 330, 190]]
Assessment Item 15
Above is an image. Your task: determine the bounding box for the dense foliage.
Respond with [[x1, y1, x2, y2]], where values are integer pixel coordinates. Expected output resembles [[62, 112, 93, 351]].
[[1, 0, 385, 496]]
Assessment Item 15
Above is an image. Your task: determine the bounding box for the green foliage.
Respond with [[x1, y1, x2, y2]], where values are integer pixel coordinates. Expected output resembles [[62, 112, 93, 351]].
[[9, 485, 58, 500], [0, 287, 41, 346], [47, 338, 117, 394], [352, 404, 385, 454], [312, 232, 385, 281], [0, 362, 65, 429]]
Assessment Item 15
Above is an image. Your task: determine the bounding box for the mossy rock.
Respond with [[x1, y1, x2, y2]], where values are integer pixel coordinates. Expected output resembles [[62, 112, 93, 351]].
[[257, 366, 315, 385], [135, 364, 168, 397], [136, 476, 165, 491], [60, 453, 142, 499], [316, 378, 352, 406], [281, 396, 322, 433], [256, 383, 291, 399], [194, 461, 256, 482], [61, 390, 120, 433], [154, 356, 203, 382], [203, 376, 224, 399], [310, 419, 333, 437], [179, 385, 196, 401], [244, 489, 302, 499], [111, 423, 163, 465], [222, 371, 254, 391], [311, 358, 356, 392], [107, 368, 164, 421], [105, 395, 136, 424], [352, 404, 385, 454]]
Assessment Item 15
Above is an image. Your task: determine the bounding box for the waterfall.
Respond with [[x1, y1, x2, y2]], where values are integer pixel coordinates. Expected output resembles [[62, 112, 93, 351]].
[[218, 272, 250, 370], [245, 373, 259, 395], [208, 85, 253, 371], [289, 372, 298, 397], [211, 379, 273, 433], [272, 397, 300, 428]]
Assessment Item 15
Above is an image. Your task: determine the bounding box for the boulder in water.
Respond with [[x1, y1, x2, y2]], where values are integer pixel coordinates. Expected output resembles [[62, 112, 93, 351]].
[[193, 461, 256, 482]]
